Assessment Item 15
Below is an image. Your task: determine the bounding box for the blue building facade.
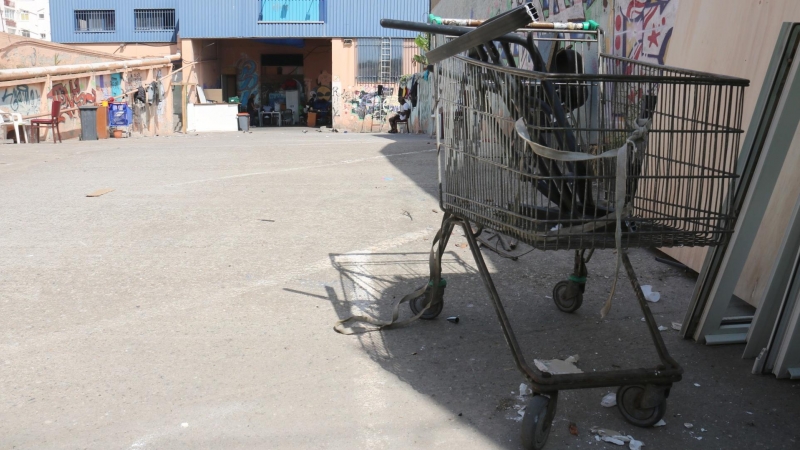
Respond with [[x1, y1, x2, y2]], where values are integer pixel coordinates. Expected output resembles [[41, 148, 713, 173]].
[[49, 0, 429, 132], [51, 0, 427, 43], [50, 0, 179, 44]]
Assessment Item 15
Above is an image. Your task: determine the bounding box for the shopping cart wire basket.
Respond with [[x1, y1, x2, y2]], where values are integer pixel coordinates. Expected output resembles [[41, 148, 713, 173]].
[[338, 6, 748, 449]]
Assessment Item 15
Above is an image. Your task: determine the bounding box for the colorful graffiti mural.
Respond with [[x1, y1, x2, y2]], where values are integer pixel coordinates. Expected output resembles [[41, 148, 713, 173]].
[[0, 84, 41, 115], [111, 73, 123, 98], [334, 85, 396, 120], [46, 78, 97, 120], [614, 0, 678, 65], [236, 54, 259, 105]]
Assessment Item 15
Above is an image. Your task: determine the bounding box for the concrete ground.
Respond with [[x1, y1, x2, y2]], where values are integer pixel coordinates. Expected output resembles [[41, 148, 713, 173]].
[[0, 128, 798, 450]]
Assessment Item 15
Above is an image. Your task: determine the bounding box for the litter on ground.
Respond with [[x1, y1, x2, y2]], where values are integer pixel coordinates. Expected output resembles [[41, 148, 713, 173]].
[[641, 285, 661, 302], [86, 188, 115, 198], [534, 355, 582, 375], [591, 427, 643, 449], [601, 392, 617, 407]]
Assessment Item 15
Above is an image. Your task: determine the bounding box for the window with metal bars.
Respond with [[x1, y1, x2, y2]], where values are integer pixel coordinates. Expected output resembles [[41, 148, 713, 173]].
[[74, 10, 115, 32], [134, 9, 176, 31], [355, 39, 419, 85]]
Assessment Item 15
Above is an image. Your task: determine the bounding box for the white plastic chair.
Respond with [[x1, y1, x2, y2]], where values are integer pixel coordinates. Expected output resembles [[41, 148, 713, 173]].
[[0, 112, 30, 144]]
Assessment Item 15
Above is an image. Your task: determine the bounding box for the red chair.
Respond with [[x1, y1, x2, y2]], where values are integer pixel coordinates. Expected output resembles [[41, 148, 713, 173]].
[[31, 101, 63, 143]]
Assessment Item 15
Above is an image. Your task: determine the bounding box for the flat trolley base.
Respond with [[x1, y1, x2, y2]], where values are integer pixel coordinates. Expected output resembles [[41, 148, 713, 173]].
[[416, 212, 683, 449]]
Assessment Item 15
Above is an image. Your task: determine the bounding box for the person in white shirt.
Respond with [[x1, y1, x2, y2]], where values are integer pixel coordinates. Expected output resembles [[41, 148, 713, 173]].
[[388, 97, 411, 133]]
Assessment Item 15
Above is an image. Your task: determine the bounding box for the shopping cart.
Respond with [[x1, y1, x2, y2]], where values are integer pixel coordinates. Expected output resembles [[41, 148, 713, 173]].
[[382, 5, 748, 449]]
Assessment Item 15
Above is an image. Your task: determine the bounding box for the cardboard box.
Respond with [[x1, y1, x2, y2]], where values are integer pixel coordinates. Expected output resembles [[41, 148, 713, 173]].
[[307, 112, 317, 127], [204, 89, 223, 103]]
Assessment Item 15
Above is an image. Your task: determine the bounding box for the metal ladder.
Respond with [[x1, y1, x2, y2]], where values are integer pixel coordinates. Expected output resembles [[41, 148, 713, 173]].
[[370, 37, 392, 132]]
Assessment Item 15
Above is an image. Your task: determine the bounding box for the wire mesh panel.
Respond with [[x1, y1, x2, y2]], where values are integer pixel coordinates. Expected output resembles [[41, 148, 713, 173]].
[[437, 33, 746, 251]]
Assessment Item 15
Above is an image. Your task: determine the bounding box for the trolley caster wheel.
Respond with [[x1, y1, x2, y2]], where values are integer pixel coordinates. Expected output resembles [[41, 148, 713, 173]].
[[521, 394, 557, 450], [552, 280, 583, 313], [616, 385, 667, 428], [409, 279, 447, 320]]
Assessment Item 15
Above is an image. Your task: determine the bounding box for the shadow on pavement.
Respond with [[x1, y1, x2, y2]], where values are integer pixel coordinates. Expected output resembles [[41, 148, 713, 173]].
[[299, 134, 800, 448]]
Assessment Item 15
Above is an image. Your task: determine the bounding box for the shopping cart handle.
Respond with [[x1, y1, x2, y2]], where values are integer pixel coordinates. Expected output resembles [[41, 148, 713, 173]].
[[424, 4, 539, 65], [428, 13, 599, 32]]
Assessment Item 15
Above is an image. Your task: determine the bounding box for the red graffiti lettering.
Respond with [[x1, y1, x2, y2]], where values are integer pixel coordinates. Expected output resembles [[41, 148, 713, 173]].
[[46, 79, 96, 122]]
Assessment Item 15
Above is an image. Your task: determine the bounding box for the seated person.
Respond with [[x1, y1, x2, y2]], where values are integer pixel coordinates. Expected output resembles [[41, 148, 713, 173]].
[[308, 95, 330, 124], [302, 92, 317, 123], [246, 96, 258, 126], [388, 98, 411, 133], [311, 98, 330, 126]]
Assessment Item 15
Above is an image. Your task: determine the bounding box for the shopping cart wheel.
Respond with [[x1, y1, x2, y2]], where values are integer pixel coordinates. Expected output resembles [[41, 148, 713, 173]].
[[552, 280, 583, 313], [409, 279, 447, 320], [521, 394, 556, 450], [616, 385, 666, 427]]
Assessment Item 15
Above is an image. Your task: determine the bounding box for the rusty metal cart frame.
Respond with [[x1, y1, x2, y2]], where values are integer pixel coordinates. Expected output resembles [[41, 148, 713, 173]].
[[383, 6, 748, 449]]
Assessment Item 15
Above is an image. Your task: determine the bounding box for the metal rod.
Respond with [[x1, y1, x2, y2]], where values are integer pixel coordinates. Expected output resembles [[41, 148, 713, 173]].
[[655, 256, 690, 271], [425, 4, 539, 65], [460, 218, 680, 390], [434, 17, 597, 31], [621, 251, 682, 370]]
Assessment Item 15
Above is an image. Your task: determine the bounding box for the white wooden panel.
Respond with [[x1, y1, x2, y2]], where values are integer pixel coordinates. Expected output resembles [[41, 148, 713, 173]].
[[187, 103, 238, 132], [661, 0, 800, 307]]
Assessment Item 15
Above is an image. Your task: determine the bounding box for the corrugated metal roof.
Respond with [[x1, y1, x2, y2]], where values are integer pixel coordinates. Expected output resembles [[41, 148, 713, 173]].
[[51, 0, 427, 43]]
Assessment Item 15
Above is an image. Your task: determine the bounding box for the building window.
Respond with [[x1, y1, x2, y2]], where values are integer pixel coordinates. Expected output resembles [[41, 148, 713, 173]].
[[21, 29, 29, 37], [355, 39, 420, 85], [3, 8, 14, 19], [39, 13, 45, 19], [74, 10, 115, 32], [40, 33, 45, 39], [7, 27, 15, 35], [20, 12, 28, 21], [259, 0, 323, 23], [134, 9, 176, 31]]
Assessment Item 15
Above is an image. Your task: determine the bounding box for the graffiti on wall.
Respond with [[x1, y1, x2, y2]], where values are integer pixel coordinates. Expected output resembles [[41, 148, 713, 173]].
[[0, 46, 116, 70], [236, 54, 259, 105], [331, 82, 342, 117], [155, 69, 166, 116], [111, 73, 123, 98], [95, 74, 111, 100], [47, 78, 96, 120], [126, 71, 144, 89], [614, 0, 678, 65], [334, 85, 396, 120], [0, 84, 41, 115]]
